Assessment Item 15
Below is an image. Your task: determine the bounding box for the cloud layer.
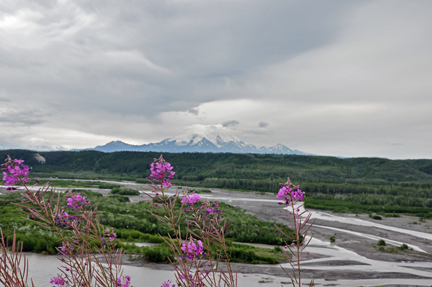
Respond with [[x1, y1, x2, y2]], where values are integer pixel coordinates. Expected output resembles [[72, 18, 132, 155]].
[[1, 0, 432, 159]]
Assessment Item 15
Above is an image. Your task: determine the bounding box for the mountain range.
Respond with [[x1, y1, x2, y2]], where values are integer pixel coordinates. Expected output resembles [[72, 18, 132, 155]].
[[87, 130, 310, 155]]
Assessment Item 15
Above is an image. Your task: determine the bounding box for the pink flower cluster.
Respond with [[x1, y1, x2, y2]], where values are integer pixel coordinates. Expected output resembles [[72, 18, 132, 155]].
[[109, 231, 117, 242], [50, 275, 67, 286], [181, 238, 204, 259], [66, 192, 90, 210], [181, 193, 201, 205], [101, 229, 118, 246], [55, 209, 70, 227], [161, 280, 176, 287], [1, 157, 30, 186], [116, 275, 131, 287], [58, 242, 74, 255], [277, 185, 304, 203], [57, 210, 69, 220], [149, 155, 175, 188]]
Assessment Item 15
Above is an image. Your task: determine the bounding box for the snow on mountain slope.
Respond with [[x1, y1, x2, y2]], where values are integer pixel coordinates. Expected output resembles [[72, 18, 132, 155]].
[[89, 125, 312, 155], [168, 125, 240, 147]]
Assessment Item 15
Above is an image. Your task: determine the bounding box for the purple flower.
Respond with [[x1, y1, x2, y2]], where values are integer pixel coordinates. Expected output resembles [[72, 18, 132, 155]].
[[58, 242, 74, 255], [181, 238, 204, 259], [57, 210, 69, 220], [291, 189, 304, 201], [117, 275, 132, 287], [58, 242, 67, 255], [66, 192, 89, 209], [109, 231, 117, 242], [161, 280, 176, 287], [181, 193, 201, 205], [50, 275, 67, 286], [277, 186, 292, 199], [148, 155, 175, 188], [1, 156, 31, 186], [277, 181, 305, 204]]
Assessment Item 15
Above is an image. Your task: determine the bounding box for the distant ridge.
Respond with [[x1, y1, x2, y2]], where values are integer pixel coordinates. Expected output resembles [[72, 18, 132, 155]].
[[86, 127, 311, 155]]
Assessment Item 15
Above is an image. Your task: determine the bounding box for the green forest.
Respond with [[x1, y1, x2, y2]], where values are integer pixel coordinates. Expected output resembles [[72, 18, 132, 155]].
[[1, 149, 432, 219], [2, 150, 432, 182]]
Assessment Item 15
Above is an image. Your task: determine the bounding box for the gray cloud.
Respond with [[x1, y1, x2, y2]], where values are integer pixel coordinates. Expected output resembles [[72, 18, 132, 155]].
[[258, 122, 269, 128], [1, 0, 432, 159], [0, 107, 44, 126], [0, 0, 357, 116], [187, 108, 199, 115], [222, 120, 239, 127]]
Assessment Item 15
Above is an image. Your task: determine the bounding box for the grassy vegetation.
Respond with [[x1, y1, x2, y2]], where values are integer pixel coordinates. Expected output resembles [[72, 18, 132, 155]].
[[376, 242, 413, 253], [120, 241, 284, 264], [0, 190, 292, 264], [0, 192, 62, 254], [111, 187, 140, 196]]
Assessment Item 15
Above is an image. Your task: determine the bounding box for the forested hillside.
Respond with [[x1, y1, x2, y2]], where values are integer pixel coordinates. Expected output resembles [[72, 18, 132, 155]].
[[1, 150, 432, 183], [2, 150, 432, 217]]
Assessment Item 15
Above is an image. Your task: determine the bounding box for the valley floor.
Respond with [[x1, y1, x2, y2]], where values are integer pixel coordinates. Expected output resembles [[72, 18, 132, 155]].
[[3, 181, 432, 286], [137, 184, 432, 286]]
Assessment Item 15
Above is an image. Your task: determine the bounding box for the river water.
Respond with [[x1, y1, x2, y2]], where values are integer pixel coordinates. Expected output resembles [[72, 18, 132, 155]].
[[17, 250, 432, 287], [10, 253, 296, 287]]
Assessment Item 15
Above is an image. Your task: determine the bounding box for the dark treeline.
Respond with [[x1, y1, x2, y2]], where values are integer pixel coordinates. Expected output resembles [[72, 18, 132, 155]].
[[2, 149, 432, 217], [2, 149, 432, 183]]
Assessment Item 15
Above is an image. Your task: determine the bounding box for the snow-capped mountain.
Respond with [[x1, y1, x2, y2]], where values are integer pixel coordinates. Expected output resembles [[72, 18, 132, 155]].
[[88, 127, 311, 155]]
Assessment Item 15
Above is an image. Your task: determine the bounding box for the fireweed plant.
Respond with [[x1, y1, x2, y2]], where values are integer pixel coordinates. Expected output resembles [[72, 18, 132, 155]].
[[146, 155, 237, 287], [276, 178, 315, 287], [0, 155, 315, 287], [0, 229, 34, 287], [0, 155, 131, 287]]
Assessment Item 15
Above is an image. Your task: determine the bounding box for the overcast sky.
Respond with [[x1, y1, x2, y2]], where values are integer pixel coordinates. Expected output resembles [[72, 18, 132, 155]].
[[1, 0, 431, 159]]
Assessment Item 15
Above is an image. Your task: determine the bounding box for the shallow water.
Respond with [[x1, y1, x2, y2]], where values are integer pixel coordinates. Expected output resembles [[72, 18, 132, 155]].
[[310, 210, 432, 241], [296, 237, 432, 278], [312, 224, 427, 252], [20, 253, 177, 287], [7, 253, 432, 287]]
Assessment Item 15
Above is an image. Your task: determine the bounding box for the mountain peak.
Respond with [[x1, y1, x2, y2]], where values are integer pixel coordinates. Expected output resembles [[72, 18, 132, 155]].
[[168, 124, 240, 147], [89, 125, 311, 155]]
